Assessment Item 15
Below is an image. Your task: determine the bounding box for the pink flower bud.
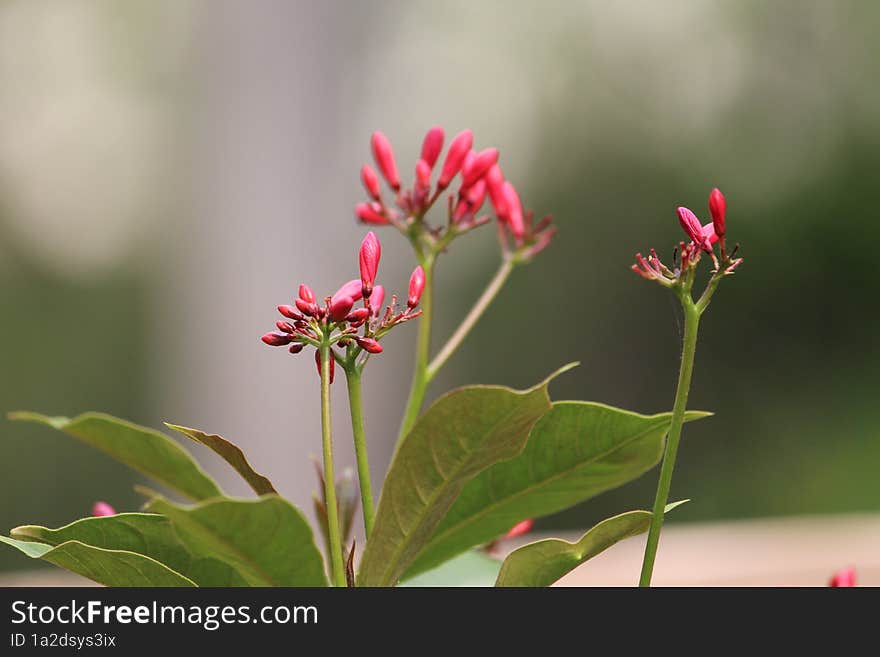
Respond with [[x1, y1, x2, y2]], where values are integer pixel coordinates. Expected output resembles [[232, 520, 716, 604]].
[[371, 131, 400, 191], [288, 343, 304, 354], [333, 279, 364, 303], [502, 181, 525, 239], [677, 207, 704, 244], [355, 202, 389, 225], [829, 567, 856, 587], [315, 350, 335, 383], [356, 337, 383, 354], [329, 295, 354, 322], [415, 159, 431, 189], [709, 187, 726, 237], [276, 320, 295, 333], [92, 501, 116, 517], [360, 164, 382, 201], [369, 285, 385, 316], [438, 129, 473, 189], [461, 147, 499, 189], [486, 164, 507, 218], [359, 231, 381, 297], [346, 307, 370, 322], [295, 298, 317, 316], [464, 177, 487, 209], [505, 519, 533, 539], [408, 265, 425, 309], [299, 284, 316, 304], [262, 331, 293, 346], [277, 305, 303, 321], [420, 126, 445, 168], [702, 222, 719, 246]]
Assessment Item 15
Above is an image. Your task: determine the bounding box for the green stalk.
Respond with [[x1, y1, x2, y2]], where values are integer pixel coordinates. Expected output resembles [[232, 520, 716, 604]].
[[639, 296, 700, 587], [344, 366, 375, 537], [397, 256, 434, 443], [319, 344, 346, 587]]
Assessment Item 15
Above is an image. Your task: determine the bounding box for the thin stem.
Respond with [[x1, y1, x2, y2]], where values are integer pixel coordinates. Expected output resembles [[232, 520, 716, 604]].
[[397, 256, 434, 443], [344, 366, 375, 538], [427, 258, 514, 381], [639, 296, 700, 587], [696, 270, 723, 314], [319, 344, 346, 587]]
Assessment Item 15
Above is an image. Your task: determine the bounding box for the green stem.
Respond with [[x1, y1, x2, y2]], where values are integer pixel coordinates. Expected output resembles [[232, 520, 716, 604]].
[[427, 258, 514, 380], [319, 344, 346, 587], [397, 256, 434, 443], [344, 366, 375, 538], [639, 296, 700, 587]]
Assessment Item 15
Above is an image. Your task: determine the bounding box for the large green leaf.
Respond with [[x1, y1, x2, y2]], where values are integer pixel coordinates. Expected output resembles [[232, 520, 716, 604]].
[[9, 514, 248, 586], [405, 402, 711, 578], [165, 423, 277, 496], [401, 550, 501, 587], [146, 495, 327, 586], [495, 501, 688, 587], [0, 535, 196, 586], [9, 411, 222, 501], [358, 365, 573, 587]]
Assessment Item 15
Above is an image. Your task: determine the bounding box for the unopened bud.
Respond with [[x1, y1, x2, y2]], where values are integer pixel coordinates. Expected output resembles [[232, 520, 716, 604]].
[[278, 304, 303, 321], [505, 519, 533, 539], [333, 279, 364, 303], [709, 187, 726, 237], [461, 147, 499, 189], [299, 284, 316, 304], [359, 231, 381, 297], [502, 181, 525, 239], [360, 164, 382, 201], [369, 285, 385, 317], [262, 331, 293, 346], [92, 501, 116, 517], [408, 265, 425, 308], [438, 129, 473, 189], [356, 337, 383, 354], [371, 131, 400, 191], [295, 298, 317, 316], [276, 320, 295, 333], [329, 295, 354, 322], [420, 126, 445, 168], [829, 567, 856, 587], [355, 202, 389, 225], [346, 307, 370, 322], [677, 207, 704, 245]]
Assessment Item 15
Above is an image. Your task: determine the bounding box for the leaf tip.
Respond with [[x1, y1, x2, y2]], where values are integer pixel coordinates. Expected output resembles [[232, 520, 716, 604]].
[[664, 499, 690, 513], [539, 361, 579, 388]]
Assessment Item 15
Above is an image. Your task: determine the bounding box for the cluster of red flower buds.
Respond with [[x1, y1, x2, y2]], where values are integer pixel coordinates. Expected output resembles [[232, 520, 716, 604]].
[[632, 188, 743, 285], [828, 567, 856, 587], [355, 127, 555, 259], [261, 232, 424, 381]]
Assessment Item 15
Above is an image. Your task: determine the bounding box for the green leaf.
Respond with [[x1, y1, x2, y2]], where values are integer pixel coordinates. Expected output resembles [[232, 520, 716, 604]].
[[0, 535, 196, 586], [9, 411, 222, 501], [401, 550, 501, 587], [165, 423, 277, 496], [495, 501, 689, 587], [405, 402, 711, 578], [146, 495, 327, 586], [358, 365, 573, 587], [8, 514, 248, 586]]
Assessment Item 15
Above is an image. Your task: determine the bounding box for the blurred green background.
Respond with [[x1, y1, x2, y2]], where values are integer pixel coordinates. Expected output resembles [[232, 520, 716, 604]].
[[2, 0, 879, 572]]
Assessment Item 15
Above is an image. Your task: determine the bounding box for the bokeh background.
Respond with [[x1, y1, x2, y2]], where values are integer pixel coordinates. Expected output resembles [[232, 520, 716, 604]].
[[2, 0, 878, 574]]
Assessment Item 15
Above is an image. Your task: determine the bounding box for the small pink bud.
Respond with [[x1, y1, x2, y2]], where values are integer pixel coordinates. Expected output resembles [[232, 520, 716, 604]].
[[438, 129, 473, 189], [360, 164, 382, 201], [502, 181, 525, 238], [829, 567, 856, 587], [329, 295, 354, 322], [333, 279, 364, 303], [408, 265, 425, 309], [371, 131, 400, 191], [288, 342, 304, 354], [295, 298, 317, 316], [464, 177, 487, 209], [369, 285, 385, 316], [359, 231, 381, 297], [355, 202, 389, 225], [92, 501, 116, 517], [420, 126, 445, 168], [262, 331, 293, 346], [356, 337, 383, 354], [277, 304, 303, 321], [315, 350, 335, 383], [677, 207, 704, 245], [299, 284, 316, 304], [709, 188, 726, 237], [346, 307, 370, 322], [415, 159, 432, 189], [505, 519, 533, 539], [486, 164, 507, 218], [702, 222, 719, 246], [461, 147, 499, 188]]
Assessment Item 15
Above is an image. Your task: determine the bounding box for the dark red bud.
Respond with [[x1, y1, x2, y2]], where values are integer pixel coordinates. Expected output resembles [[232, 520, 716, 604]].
[[346, 307, 370, 322], [356, 337, 383, 354], [407, 265, 425, 309], [262, 331, 293, 346], [288, 342, 304, 354], [708, 187, 726, 237], [360, 164, 382, 201], [299, 284, 316, 304], [276, 320, 295, 333], [420, 126, 445, 169], [295, 298, 317, 316], [329, 294, 354, 322], [278, 304, 303, 321]]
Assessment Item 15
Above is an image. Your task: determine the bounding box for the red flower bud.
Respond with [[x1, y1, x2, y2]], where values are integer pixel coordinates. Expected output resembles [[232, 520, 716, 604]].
[[709, 187, 726, 237], [360, 164, 382, 201], [329, 295, 354, 322], [438, 129, 473, 189], [262, 331, 293, 346], [346, 307, 370, 322], [288, 342, 304, 354], [502, 181, 525, 239], [295, 298, 317, 316], [299, 284, 316, 304], [420, 126, 445, 169], [92, 501, 116, 517], [355, 202, 389, 225], [277, 304, 303, 321], [486, 164, 507, 218], [359, 231, 381, 297], [505, 519, 533, 539], [356, 337, 383, 354], [829, 567, 856, 587], [702, 222, 719, 246], [415, 159, 431, 189], [315, 350, 335, 383], [461, 147, 499, 189], [677, 207, 706, 246], [408, 265, 425, 308], [276, 320, 295, 333], [333, 279, 364, 303], [369, 285, 385, 316], [464, 177, 487, 209], [371, 131, 400, 191]]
